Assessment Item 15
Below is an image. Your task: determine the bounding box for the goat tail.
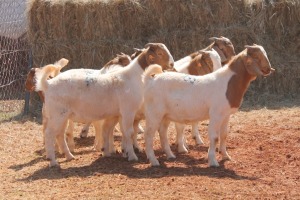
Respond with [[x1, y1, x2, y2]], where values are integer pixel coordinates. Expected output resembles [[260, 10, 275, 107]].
[[34, 58, 69, 92], [143, 64, 163, 82], [52, 58, 69, 77]]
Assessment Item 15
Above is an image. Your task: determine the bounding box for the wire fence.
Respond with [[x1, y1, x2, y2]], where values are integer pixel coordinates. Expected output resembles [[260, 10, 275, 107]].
[[0, 0, 30, 121]]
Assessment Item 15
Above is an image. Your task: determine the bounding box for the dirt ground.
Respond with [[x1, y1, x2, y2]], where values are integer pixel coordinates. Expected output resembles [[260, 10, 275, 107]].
[[0, 100, 299, 199]]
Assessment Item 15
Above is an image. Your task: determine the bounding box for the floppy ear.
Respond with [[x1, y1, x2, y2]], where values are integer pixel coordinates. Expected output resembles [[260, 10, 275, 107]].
[[195, 54, 203, 67], [148, 54, 155, 64], [145, 43, 157, 63], [209, 37, 219, 42], [244, 45, 258, 55], [145, 43, 154, 48], [133, 48, 142, 52], [145, 43, 158, 52], [213, 45, 227, 62], [243, 49, 263, 76]]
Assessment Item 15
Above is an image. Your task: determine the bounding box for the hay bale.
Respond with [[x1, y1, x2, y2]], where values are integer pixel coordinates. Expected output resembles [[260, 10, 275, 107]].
[[26, 0, 300, 105]]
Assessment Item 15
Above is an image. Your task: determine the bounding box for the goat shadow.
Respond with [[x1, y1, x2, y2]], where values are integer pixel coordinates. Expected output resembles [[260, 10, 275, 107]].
[[10, 137, 255, 182]]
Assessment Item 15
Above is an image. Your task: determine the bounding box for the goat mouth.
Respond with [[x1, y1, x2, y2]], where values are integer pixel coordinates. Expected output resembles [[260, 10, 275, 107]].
[[262, 69, 269, 76], [261, 68, 274, 76]]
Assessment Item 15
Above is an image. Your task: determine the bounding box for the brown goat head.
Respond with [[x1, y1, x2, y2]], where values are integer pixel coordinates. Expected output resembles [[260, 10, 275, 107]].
[[209, 36, 236, 64]]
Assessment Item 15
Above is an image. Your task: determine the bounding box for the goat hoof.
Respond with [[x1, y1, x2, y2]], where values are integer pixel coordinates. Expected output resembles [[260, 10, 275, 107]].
[[49, 160, 60, 167], [66, 155, 75, 161], [93, 145, 102, 152], [103, 152, 111, 157], [222, 155, 232, 161], [128, 154, 138, 161], [167, 155, 176, 160], [134, 147, 142, 153], [177, 147, 188, 154], [150, 159, 160, 167], [208, 160, 220, 167]]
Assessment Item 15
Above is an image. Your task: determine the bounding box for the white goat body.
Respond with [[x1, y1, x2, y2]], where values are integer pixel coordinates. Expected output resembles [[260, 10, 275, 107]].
[[35, 43, 174, 166], [173, 37, 236, 148], [143, 45, 274, 167]]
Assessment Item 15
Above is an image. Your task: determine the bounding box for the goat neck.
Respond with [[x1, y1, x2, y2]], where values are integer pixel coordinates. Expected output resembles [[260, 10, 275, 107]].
[[225, 53, 252, 108]]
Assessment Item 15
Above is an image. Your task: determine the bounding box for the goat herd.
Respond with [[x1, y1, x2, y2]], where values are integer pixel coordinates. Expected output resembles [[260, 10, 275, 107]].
[[25, 37, 275, 168]]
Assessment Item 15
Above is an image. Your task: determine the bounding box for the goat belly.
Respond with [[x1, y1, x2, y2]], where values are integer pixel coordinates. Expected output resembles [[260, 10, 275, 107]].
[[163, 89, 210, 122]]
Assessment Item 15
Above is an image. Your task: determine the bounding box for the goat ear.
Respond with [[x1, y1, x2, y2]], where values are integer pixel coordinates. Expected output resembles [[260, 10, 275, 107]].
[[30, 68, 36, 73], [244, 55, 262, 76], [196, 54, 203, 67], [148, 54, 155, 63], [133, 48, 142, 52], [209, 37, 219, 42], [145, 43, 158, 53], [201, 51, 210, 60], [145, 43, 154, 48], [212, 45, 227, 63], [245, 45, 257, 55]]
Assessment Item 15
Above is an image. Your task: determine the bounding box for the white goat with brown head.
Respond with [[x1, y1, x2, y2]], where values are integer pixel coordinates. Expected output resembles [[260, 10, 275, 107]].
[[34, 43, 174, 167], [143, 44, 274, 167], [25, 54, 132, 153], [173, 36, 236, 148]]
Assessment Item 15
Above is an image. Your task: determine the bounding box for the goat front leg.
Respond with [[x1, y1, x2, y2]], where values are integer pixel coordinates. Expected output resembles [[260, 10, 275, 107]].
[[93, 120, 104, 151], [207, 116, 222, 167], [132, 119, 142, 152], [191, 122, 204, 145], [65, 120, 75, 152], [219, 116, 231, 161], [175, 122, 188, 153], [119, 114, 138, 161], [101, 117, 118, 156], [80, 123, 91, 138]]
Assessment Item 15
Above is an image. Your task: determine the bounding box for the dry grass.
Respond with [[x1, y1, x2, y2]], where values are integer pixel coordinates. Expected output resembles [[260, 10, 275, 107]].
[[1, 100, 299, 199], [25, 0, 300, 116]]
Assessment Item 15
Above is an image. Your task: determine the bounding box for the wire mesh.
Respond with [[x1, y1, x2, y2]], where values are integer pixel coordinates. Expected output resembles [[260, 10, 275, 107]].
[[0, 0, 30, 121]]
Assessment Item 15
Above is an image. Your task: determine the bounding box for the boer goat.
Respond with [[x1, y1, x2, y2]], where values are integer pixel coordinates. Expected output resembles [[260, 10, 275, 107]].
[[34, 43, 174, 167], [174, 36, 236, 148], [25, 54, 132, 153], [143, 44, 274, 167]]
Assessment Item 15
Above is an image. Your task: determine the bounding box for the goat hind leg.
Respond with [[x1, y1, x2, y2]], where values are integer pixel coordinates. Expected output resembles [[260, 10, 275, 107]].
[[119, 114, 138, 161], [191, 122, 204, 145], [55, 120, 75, 161], [175, 123, 188, 153], [159, 119, 175, 159]]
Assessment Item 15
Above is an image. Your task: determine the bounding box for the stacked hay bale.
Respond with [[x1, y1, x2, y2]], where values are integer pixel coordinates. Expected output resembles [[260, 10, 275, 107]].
[[26, 0, 300, 114]]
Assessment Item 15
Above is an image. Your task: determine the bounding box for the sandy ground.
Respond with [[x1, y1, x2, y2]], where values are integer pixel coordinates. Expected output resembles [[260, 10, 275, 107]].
[[0, 102, 299, 199]]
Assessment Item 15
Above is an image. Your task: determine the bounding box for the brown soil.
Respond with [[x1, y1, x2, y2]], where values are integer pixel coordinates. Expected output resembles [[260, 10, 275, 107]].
[[0, 103, 299, 199]]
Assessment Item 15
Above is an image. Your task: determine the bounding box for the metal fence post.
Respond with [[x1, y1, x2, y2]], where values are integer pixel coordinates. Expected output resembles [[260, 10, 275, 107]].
[[23, 49, 32, 115]]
